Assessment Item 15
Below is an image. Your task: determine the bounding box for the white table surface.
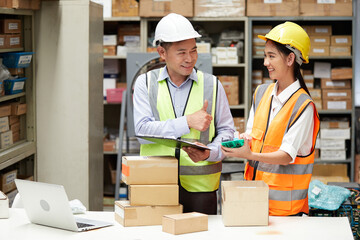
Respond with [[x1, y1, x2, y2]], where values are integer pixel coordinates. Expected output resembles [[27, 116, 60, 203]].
[[0, 208, 354, 240]]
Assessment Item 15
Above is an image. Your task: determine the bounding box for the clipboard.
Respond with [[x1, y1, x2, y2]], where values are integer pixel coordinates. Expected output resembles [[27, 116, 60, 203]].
[[136, 135, 210, 150]]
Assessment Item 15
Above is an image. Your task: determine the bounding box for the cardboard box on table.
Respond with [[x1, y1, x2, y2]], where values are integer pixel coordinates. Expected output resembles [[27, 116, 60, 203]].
[[162, 212, 208, 235], [129, 184, 179, 206], [222, 180, 269, 226]]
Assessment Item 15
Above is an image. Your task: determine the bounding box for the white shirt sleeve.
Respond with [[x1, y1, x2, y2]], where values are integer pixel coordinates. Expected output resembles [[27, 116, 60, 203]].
[[279, 104, 314, 163]]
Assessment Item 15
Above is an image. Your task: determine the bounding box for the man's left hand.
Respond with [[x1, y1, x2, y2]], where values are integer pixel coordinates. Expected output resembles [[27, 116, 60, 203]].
[[182, 142, 210, 163]]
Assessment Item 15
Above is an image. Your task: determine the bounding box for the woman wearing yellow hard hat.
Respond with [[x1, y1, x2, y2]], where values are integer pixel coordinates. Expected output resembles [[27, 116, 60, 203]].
[[222, 22, 320, 216]]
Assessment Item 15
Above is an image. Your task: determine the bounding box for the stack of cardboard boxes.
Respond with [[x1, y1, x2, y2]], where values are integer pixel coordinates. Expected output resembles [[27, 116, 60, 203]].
[[114, 156, 182, 226], [319, 120, 350, 161], [0, 19, 22, 49], [218, 76, 239, 106]]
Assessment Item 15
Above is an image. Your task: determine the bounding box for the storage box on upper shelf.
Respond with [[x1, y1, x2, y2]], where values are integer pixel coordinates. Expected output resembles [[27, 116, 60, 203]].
[[299, 0, 352, 16], [5, 34, 21, 49], [1, 52, 33, 68], [0, 0, 41, 10], [247, 0, 299, 16], [0, 169, 17, 193], [112, 0, 139, 17], [139, 0, 193, 17], [218, 76, 239, 105], [194, 0, 245, 17], [0, 19, 21, 34], [330, 46, 351, 57]]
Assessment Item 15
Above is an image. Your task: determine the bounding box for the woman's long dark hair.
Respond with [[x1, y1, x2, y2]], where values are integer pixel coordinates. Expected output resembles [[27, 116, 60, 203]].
[[272, 40, 311, 96]]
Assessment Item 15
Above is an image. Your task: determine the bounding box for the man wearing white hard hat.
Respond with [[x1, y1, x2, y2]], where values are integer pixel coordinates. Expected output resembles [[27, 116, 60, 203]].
[[133, 13, 234, 214]]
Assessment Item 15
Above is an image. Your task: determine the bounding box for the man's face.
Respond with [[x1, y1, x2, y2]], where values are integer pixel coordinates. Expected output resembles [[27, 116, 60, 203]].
[[158, 39, 198, 81]]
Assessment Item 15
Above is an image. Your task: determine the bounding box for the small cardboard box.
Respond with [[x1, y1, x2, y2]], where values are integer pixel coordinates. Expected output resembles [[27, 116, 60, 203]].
[[309, 89, 321, 100], [247, 0, 299, 16], [299, 0, 352, 16], [8, 115, 19, 125], [320, 120, 349, 129], [0, 105, 11, 118], [309, 46, 329, 56], [104, 46, 116, 56], [112, 0, 139, 17], [194, 0, 245, 17], [218, 76, 239, 105], [10, 122, 20, 133], [320, 139, 345, 150], [139, 0, 193, 17], [330, 46, 351, 57], [321, 78, 351, 89], [313, 163, 347, 177], [0, 130, 13, 149], [121, 156, 178, 185], [0, 116, 9, 133], [331, 35, 352, 46], [114, 200, 183, 227], [5, 34, 21, 49], [0, 19, 21, 34], [311, 25, 332, 36], [320, 128, 350, 139], [162, 212, 208, 235], [321, 149, 346, 161], [322, 99, 351, 110], [0, 169, 17, 193], [233, 117, 245, 133], [322, 89, 351, 100], [313, 99, 322, 110], [222, 180, 269, 226], [10, 103, 26, 116], [129, 185, 179, 206], [331, 68, 352, 80], [310, 36, 330, 46], [103, 140, 116, 152], [0, 191, 9, 218]]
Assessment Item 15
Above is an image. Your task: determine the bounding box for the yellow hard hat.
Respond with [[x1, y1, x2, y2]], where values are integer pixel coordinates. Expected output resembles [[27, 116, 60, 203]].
[[258, 22, 310, 64]]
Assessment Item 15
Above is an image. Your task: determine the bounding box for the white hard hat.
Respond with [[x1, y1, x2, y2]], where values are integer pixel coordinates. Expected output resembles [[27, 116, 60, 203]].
[[153, 13, 201, 46]]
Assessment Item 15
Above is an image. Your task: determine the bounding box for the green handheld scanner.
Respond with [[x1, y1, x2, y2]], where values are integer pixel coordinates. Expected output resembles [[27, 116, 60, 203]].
[[221, 139, 244, 148]]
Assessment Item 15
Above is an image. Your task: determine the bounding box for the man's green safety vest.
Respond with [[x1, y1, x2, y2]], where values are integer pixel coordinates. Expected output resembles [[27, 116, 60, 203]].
[[140, 67, 221, 192]]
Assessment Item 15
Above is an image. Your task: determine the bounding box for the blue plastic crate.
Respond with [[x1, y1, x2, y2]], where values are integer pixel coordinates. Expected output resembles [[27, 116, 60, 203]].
[[4, 77, 26, 95], [1, 52, 34, 68]]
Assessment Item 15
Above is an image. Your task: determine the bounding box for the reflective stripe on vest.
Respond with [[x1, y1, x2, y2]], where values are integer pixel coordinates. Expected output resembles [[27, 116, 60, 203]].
[[245, 83, 320, 216], [140, 67, 220, 192]]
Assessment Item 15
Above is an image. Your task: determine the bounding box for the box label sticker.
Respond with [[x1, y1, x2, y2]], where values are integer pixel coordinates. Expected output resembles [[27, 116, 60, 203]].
[[328, 101, 346, 110], [313, 48, 325, 53], [317, 0, 335, 3], [13, 81, 25, 91], [8, 23, 19, 30], [325, 81, 345, 87], [328, 92, 347, 97], [19, 55, 32, 65], [335, 38, 349, 44], [10, 37, 20, 46], [6, 172, 16, 184], [312, 185, 322, 195]]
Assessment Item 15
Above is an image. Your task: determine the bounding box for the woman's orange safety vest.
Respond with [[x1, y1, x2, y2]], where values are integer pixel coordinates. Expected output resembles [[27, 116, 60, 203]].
[[244, 83, 320, 216]]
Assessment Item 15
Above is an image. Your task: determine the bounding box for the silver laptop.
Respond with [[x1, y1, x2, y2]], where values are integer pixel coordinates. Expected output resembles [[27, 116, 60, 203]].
[[15, 179, 113, 232]]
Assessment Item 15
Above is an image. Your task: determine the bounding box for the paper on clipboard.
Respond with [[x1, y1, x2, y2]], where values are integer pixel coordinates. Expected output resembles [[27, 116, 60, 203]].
[[136, 135, 210, 150]]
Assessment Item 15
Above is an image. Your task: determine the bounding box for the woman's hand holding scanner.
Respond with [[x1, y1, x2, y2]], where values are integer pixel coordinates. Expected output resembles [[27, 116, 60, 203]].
[[221, 132, 252, 159], [186, 100, 212, 132], [182, 142, 210, 163]]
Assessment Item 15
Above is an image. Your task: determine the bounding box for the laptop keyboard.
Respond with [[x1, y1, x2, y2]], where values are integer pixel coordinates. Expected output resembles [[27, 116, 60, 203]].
[[76, 222, 95, 229]]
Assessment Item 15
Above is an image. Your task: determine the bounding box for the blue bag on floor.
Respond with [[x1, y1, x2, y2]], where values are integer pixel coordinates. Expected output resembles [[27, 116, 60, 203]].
[[308, 180, 351, 211]]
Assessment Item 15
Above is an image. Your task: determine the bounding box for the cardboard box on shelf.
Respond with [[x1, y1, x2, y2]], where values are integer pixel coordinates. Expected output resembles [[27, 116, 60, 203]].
[[320, 149, 346, 161], [233, 117, 245, 134], [0, 19, 21, 34], [330, 46, 351, 57], [5, 34, 21, 49], [114, 200, 183, 227], [196, 42, 211, 54], [313, 99, 322, 111], [103, 35, 117, 46], [322, 89, 351, 100], [222, 180, 268, 226], [218, 76, 239, 105], [321, 78, 351, 89], [0, 117, 9, 133], [112, 0, 139, 17], [121, 156, 178, 185], [311, 26, 332, 36], [310, 36, 330, 46], [0, 105, 11, 118], [0, 130, 13, 149], [320, 139, 345, 150], [322, 99, 351, 110], [313, 163, 347, 176], [162, 212, 208, 235], [2, 0, 41, 10], [309, 89, 321, 100], [10, 103, 26, 115], [0, 35, 5, 49], [320, 120, 349, 129], [331, 68, 352, 80], [10, 122, 20, 133], [309, 46, 329, 57], [8, 116, 19, 125], [320, 128, 350, 139], [103, 45, 116, 56], [103, 140, 116, 152], [129, 185, 179, 206], [194, 0, 245, 17], [331, 35, 352, 46], [139, 0, 193, 17], [0, 169, 17, 194], [0, 191, 9, 218], [12, 130, 19, 143], [299, 0, 352, 17], [247, 0, 299, 16]]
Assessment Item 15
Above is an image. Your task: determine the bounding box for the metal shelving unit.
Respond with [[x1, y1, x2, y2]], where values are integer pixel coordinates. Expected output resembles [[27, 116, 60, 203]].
[[247, 8, 357, 180], [0, 8, 36, 176]]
